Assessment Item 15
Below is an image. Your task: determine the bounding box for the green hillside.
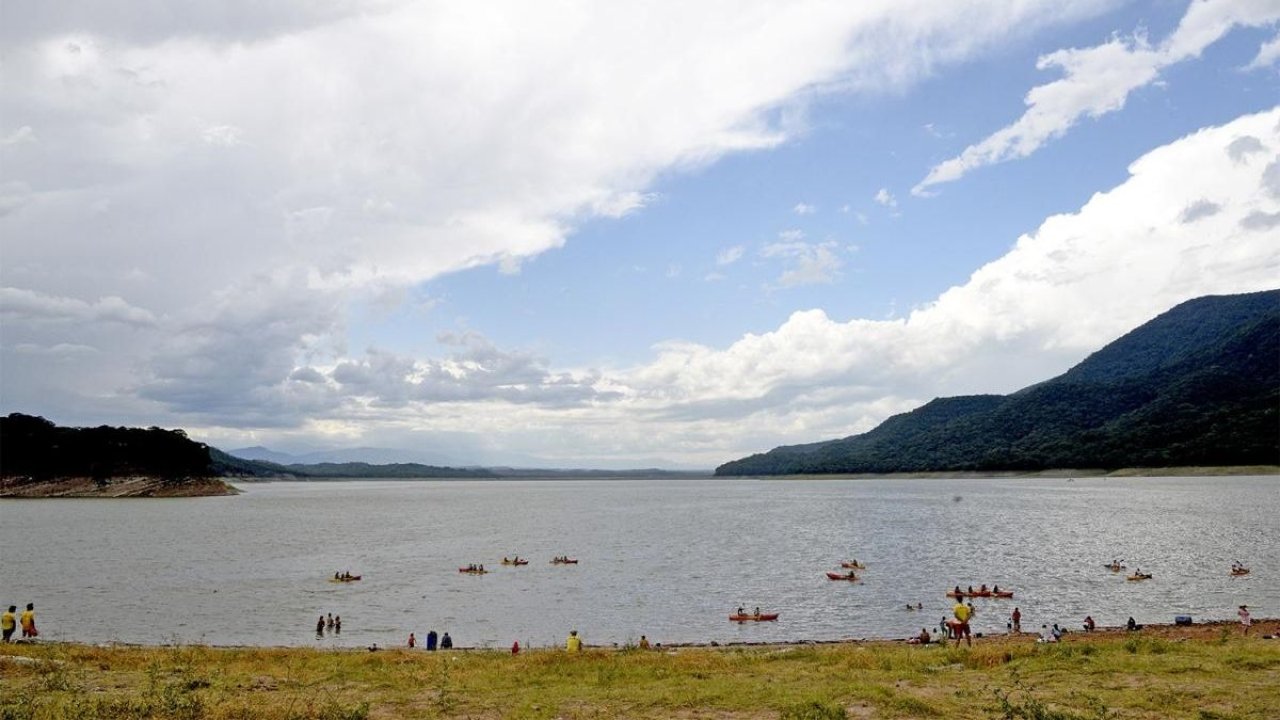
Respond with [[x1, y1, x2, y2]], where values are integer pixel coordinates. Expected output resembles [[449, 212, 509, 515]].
[[716, 289, 1280, 476]]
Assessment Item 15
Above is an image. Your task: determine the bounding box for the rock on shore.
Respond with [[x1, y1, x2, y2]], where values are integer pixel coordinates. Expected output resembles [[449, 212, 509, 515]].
[[0, 476, 238, 498]]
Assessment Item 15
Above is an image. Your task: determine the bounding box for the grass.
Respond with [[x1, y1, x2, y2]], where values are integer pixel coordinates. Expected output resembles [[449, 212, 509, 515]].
[[1, 624, 1277, 719]]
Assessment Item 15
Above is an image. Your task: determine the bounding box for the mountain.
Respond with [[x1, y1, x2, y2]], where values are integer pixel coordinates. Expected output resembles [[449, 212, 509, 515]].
[[0, 414, 235, 496], [227, 445, 458, 466], [716, 290, 1280, 476]]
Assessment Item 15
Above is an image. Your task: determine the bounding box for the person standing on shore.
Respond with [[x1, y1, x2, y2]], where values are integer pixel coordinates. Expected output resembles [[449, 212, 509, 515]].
[[1011, 607, 1021, 633], [19, 604, 36, 639], [408, 632, 416, 648], [1238, 605, 1251, 635], [1, 606, 16, 642], [440, 632, 452, 649], [426, 630, 438, 651], [952, 599, 972, 646], [565, 629, 582, 653]]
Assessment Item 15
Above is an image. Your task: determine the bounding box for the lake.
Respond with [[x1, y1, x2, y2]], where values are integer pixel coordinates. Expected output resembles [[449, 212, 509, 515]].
[[1, 476, 1275, 649]]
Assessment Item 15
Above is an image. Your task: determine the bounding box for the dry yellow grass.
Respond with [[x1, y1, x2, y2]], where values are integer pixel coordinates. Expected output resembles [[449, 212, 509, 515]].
[[2, 620, 1277, 719]]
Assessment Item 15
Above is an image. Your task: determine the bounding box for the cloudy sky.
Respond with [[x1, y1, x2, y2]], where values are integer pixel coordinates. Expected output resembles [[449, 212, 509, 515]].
[[2, 0, 1278, 468]]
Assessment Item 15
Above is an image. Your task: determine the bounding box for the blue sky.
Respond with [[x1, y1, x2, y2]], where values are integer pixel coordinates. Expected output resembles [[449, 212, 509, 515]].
[[2, 1, 1278, 467]]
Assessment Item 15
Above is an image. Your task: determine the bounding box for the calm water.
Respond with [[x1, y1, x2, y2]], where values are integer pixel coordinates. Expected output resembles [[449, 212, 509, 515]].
[[1, 476, 1276, 649]]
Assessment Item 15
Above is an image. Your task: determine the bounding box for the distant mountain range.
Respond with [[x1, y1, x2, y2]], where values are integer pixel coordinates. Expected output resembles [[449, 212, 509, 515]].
[[227, 445, 459, 466], [716, 289, 1280, 476]]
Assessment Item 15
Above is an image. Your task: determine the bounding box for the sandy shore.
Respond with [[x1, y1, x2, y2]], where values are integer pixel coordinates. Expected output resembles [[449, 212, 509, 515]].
[[0, 475, 238, 498]]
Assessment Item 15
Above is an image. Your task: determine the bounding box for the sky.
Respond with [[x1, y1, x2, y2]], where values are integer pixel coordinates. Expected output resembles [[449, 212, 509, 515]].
[[2, 0, 1279, 469]]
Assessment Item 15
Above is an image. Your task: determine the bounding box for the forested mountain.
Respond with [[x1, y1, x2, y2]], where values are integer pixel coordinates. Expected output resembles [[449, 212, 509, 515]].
[[716, 290, 1280, 476], [0, 413, 213, 480]]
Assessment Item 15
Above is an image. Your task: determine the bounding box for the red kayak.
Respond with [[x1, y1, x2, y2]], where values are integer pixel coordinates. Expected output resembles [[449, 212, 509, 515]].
[[730, 613, 779, 622], [826, 572, 860, 581]]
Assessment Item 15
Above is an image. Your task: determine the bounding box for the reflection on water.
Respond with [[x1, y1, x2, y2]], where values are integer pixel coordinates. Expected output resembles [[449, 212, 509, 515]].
[[2, 476, 1276, 648]]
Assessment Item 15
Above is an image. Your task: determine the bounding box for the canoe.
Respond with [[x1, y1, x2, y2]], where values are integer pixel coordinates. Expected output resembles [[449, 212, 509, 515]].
[[946, 590, 991, 598], [730, 613, 779, 622], [992, 590, 1014, 598], [840, 561, 866, 569], [329, 576, 361, 583], [550, 559, 579, 564], [826, 572, 859, 581], [1230, 568, 1250, 576], [458, 567, 489, 574], [501, 560, 529, 566], [1126, 573, 1153, 581], [1103, 564, 1126, 571]]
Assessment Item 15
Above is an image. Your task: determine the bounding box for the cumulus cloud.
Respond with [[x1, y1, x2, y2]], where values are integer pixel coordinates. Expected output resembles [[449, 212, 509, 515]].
[[609, 108, 1280, 463], [0, 287, 157, 326], [914, 0, 1280, 195], [793, 202, 816, 214], [1180, 199, 1223, 222], [873, 188, 896, 207]]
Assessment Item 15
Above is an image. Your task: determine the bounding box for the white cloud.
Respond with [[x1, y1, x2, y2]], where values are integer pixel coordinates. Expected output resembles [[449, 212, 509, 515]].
[[914, 0, 1280, 195], [873, 188, 896, 207], [1245, 32, 1280, 69], [793, 202, 816, 214], [613, 108, 1280, 463], [760, 234, 843, 287], [715, 245, 746, 265]]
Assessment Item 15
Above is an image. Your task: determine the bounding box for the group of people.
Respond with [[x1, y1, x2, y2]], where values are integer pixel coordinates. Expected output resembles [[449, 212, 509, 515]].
[[333, 571, 357, 580], [316, 613, 342, 635], [463, 564, 486, 572], [1, 604, 37, 642], [405, 630, 452, 649]]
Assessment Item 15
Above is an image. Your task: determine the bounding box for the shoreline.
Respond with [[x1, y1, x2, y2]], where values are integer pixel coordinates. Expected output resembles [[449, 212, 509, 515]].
[[6, 617, 1271, 653], [0, 475, 239, 498]]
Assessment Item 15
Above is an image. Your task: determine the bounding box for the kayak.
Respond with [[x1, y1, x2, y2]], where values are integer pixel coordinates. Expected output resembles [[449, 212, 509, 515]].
[[329, 576, 362, 583], [550, 558, 579, 564], [730, 613, 779, 622], [946, 590, 991, 598], [992, 590, 1014, 598], [1230, 568, 1250, 576], [1126, 573, 1153, 581], [1103, 564, 1126, 571], [826, 572, 860, 581], [458, 567, 489, 574], [840, 561, 866, 569], [501, 559, 529, 566]]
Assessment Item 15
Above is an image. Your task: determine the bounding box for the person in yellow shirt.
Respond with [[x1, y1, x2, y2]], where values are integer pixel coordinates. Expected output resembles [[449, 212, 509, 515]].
[[952, 600, 972, 646], [1, 606, 16, 643], [20, 603, 37, 639], [638, 635, 651, 650], [565, 629, 582, 653]]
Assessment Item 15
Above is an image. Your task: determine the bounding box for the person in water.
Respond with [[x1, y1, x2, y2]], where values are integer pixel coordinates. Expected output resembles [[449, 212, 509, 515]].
[[316, 616, 325, 635], [440, 632, 452, 649], [1, 606, 16, 643], [565, 630, 582, 652], [326, 613, 334, 629], [334, 616, 341, 633]]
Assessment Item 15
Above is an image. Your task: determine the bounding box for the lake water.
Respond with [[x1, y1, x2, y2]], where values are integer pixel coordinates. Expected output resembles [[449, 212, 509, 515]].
[[1, 476, 1276, 649]]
